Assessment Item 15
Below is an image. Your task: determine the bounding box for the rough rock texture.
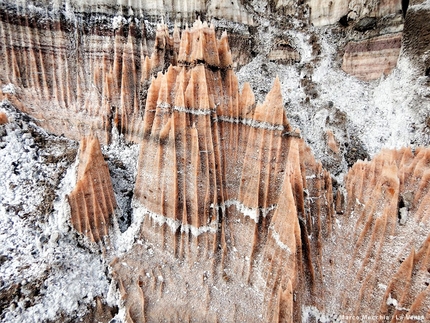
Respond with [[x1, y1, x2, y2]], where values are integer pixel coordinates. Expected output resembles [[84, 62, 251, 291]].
[[68, 136, 116, 242], [112, 22, 430, 321], [0, 4, 158, 144], [268, 40, 301, 64], [304, 0, 406, 80], [402, 3, 430, 75], [1, 0, 430, 322], [0, 4, 252, 144], [111, 21, 334, 322], [306, 0, 402, 26], [0, 111, 7, 125], [342, 33, 402, 81], [307, 0, 350, 26], [318, 147, 430, 319]]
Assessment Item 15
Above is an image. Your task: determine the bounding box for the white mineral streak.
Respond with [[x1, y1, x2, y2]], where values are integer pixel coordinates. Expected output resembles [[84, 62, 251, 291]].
[[217, 115, 285, 131], [271, 227, 291, 253]]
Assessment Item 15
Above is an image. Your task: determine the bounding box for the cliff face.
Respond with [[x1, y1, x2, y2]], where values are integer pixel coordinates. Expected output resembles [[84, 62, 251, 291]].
[[0, 0, 423, 146], [0, 2, 255, 145], [1, 0, 430, 322], [111, 21, 428, 322], [116, 22, 333, 321]]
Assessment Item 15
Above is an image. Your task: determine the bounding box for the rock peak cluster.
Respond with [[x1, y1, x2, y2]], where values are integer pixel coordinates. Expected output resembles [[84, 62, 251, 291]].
[[1, 4, 430, 321], [66, 21, 430, 321]]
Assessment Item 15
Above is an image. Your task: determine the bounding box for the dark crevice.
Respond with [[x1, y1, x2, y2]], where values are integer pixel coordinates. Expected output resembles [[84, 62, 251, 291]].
[[339, 15, 349, 27], [397, 196, 405, 222], [402, 0, 409, 18]]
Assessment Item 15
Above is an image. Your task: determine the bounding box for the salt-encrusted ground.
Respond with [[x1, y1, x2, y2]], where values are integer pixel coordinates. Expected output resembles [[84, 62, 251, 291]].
[[0, 102, 112, 322]]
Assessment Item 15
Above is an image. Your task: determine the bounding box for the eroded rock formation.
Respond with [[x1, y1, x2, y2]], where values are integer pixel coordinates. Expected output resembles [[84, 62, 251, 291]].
[[307, 0, 402, 26], [319, 147, 430, 319], [1, 0, 430, 321], [111, 21, 334, 322], [108, 21, 430, 322], [268, 40, 301, 64], [0, 4, 251, 144], [68, 135, 116, 242], [0, 111, 7, 125]]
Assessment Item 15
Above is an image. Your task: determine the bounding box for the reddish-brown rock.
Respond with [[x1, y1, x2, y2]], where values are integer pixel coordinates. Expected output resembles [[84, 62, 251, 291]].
[[0, 112, 8, 125], [110, 21, 430, 322], [113, 21, 333, 322], [0, 5, 253, 144], [318, 147, 430, 319], [68, 136, 116, 243]]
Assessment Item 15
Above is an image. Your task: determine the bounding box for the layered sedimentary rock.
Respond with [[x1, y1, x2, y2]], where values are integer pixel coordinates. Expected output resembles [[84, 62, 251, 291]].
[[342, 33, 402, 81], [111, 21, 334, 322], [307, 0, 349, 26], [304, 0, 405, 81], [108, 21, 430, 322], [306, 0, 402, 26], [68, 136, 116, 242], [268, 40, 301, 64], [0, 3, 252, 145], [0, 5, 148, 143], [9, 0, 254, 25]]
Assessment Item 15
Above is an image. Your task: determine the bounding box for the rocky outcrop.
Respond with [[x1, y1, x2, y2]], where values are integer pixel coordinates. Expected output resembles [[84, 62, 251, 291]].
[[307, 0, 349, 26], [2, 0, 430, 321], [307, 0, 403, 26], [0, 3, 253, 145], [110, 21, 430, 322], [111, 20, 334, 322], [316, 147, 430, 319], [268, 40, 301, 64], [68, 136, 116, 243], [0, 5, 148, 143], [402, 3, 430, 75], [342, 33, 402, 81], [304, 0, 405, 81]]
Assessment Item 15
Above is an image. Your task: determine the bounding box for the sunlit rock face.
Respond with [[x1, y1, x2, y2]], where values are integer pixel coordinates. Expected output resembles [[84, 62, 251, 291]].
[[0, 2, 253, 145], [111, 22, 430, 322], [0, 3, 150, 144], [1, 0, 430, 321]]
